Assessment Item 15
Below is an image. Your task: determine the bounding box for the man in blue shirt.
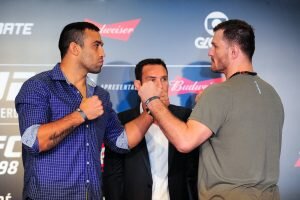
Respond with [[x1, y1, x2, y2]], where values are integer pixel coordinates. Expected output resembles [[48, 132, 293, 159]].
[[15, 22, 153, 200]]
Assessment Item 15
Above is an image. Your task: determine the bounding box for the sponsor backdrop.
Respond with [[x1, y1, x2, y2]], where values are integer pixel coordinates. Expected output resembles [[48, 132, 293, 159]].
[[0, 0, 299, 199]]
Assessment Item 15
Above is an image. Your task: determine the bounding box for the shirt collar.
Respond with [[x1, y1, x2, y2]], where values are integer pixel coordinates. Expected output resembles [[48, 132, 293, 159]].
[[51, 63, 66, 81], [139, 103, 144, 114], [51, 63, 97, 88]]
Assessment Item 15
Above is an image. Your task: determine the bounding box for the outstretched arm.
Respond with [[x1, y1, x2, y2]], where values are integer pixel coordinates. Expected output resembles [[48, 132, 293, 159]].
[[124, 110, 153, 149], [137, 81, 212, 153]]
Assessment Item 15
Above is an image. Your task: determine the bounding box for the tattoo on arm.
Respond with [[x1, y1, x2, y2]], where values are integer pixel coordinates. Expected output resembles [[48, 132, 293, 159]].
[[47, 127, 74, 150]]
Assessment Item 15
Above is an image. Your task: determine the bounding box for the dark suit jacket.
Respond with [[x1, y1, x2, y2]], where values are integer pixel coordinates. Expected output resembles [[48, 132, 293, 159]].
[[103, 105, 199, 200]]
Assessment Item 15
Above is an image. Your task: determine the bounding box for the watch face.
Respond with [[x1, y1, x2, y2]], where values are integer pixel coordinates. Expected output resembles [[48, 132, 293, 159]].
[[146, 108, 153, 118], [77, 109, 87, 121]]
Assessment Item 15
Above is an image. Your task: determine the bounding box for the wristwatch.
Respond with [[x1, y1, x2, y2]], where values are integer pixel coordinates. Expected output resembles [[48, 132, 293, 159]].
[[76, 108, 88, 121], [146, 108, 153, 117]]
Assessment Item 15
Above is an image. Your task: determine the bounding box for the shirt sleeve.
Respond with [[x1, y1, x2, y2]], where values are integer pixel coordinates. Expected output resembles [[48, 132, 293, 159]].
[[102, 92, 129, 153], [189, 84, 232, 135], [15, 79, 50, 154], [21, 124, 40, 153]]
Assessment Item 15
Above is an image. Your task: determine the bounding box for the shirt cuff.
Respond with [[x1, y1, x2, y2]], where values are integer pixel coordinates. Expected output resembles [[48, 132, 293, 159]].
[[22, 124, 40, 148], [116, 130, 129, 150]]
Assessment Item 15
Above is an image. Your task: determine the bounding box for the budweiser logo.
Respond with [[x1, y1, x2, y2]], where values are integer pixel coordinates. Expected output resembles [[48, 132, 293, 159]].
[[169, 76, 224, 96], [85, 18, 141, 41]]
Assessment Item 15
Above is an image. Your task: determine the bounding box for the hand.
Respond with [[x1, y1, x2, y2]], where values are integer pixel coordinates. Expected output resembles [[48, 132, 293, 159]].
[[135, 80, 162, 104], [79, 96, 104, 120], [160, 90, 170, 106]]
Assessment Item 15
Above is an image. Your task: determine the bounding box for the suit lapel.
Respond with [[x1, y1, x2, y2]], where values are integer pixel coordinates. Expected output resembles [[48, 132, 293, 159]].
[[132, 107, 152, 176], [141, 139, 152, 176], [168, 143, 175, 171]]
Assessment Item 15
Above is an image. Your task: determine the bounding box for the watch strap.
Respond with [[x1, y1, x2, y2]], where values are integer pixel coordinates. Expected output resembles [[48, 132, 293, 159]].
[[76, 108, 88, 121]]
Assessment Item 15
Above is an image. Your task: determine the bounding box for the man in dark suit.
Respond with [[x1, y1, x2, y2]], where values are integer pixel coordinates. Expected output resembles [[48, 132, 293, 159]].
[[103, 58, 199, 200]]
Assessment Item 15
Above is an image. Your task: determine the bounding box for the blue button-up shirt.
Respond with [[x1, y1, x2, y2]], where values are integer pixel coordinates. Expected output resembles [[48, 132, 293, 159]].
[[15, 64, 129, 200]]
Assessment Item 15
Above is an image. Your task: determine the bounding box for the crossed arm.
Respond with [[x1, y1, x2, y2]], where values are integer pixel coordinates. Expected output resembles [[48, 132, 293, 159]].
[[137, 81, 213, 153]]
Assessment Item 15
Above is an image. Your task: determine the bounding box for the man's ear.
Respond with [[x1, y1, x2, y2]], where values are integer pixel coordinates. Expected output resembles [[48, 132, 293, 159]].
[[69, 42, 80, 56], [230, 44, 239, 59], [134, 80, 141, 90]]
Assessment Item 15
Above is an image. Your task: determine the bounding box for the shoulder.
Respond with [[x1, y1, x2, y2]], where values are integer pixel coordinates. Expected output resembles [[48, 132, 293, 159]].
[[255, 76, 283, 106], [117, 107, 140, 124], [118, 107, 139, 117], [26, 70, 52, 84], [205, 81, 230, 94], [19, 70, 52, 93], [169, 104, 191, 113], [15, 70, 54, 105], [198, 82, 232, 103], [169, 104, 192, 121], [256, 76, 279, 94]]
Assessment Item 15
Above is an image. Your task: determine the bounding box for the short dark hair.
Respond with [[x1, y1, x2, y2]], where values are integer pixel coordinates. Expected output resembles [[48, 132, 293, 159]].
[[214, 19, 255, 61], [135, 58, 168, 81], [58, 22, 99, 59]]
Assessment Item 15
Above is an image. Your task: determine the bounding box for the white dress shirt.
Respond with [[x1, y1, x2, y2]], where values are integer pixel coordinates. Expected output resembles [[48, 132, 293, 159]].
[[140, 104, 170, 200]]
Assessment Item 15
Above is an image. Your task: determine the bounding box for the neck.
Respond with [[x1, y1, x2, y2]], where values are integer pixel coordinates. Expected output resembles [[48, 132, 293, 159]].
[[226, 63, 254, 79], [60, 63, 87, 98], [60, 61, 87, 85], [229, 71, 257, 79]]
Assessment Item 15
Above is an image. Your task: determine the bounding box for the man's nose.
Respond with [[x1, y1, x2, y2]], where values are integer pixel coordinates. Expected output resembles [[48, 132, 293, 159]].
[[208, 48, 213, 57], [99, 46, 105, 57], [155, 80, 163, 88]]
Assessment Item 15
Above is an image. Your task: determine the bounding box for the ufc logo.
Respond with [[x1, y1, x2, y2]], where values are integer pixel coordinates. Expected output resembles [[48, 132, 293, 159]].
[[0, 72, 36, 101], [0, 135, 21, 158]]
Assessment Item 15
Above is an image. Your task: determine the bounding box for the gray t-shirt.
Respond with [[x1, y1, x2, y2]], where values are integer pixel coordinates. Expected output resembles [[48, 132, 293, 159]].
[[189, 74, 284, 200]]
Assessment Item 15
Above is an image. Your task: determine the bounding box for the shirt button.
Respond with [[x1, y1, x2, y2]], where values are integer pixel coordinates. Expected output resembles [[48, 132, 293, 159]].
[[86, 143, 89, 146], [86, 124, 89, 128], [86, 180, 90, 183], [87, 161, 90, 165]]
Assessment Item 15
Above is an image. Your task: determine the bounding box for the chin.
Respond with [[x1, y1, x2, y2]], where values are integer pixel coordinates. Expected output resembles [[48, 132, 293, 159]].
[[95, 64, 103, 73], [211, 65, 224, 73], [90, 68, 102, 74], [211, 65, 218, 72]]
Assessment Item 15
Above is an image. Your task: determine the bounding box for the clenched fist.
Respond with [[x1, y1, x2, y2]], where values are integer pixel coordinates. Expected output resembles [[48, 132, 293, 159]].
[[135, 81, 162, 104], [79, 96, 104, 120]]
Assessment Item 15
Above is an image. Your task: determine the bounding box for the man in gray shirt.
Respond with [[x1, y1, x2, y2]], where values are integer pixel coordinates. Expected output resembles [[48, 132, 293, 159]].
[[136, 19, 284, 200]]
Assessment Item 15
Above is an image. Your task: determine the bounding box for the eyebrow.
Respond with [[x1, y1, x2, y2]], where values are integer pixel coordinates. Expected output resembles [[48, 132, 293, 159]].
[[94, 40, 104, 46], [145, 75, 168, 79], [211, 41, 217, 47]]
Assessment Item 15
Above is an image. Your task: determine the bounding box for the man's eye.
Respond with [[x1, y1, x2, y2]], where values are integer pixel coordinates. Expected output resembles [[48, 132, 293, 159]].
[[95, 42, 103, 47]]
